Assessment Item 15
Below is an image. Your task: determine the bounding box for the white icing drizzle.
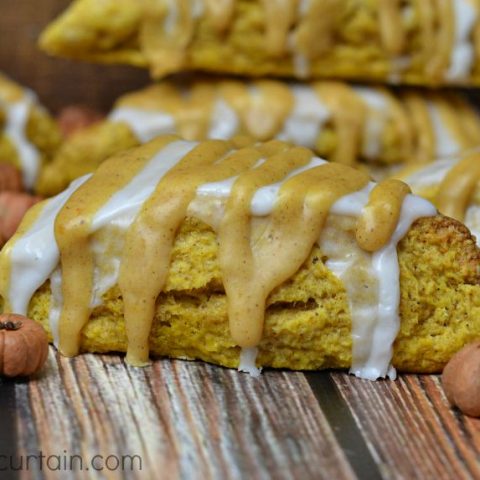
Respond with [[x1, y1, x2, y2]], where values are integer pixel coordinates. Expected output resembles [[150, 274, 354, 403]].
[[446, 0, 477, 81], [2, 90, 41, 189], [292, 53, 311, 79], [190, 0, 204, 19], [323, 191, 436, 380], [428, 104, 460, 157], [291, 0, 311, 78], [7, 175, 91, 316], [388, 56, 412, 84], [366, 195, 436, 379], [3, 139, 438, 379], [89, 140, 198, 308], [163, 0, 179, 34], [108, 107, 176, 143], [277, 84, 330, 149], [49, 266, 63, 347], [403, 157, 459, 190], [465, 204, 480, 243], [196, 157, 327, 216], [353, 87, 389, 159], [238, 347, 262, 377], [387, 6, 414, 83], [208, 99, 239, 139]]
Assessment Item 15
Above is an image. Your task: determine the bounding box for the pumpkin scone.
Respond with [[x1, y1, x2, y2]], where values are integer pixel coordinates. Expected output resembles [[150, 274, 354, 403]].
[[2, 136, 480, 379], [35, 78, 480, 196], [40, 0, 480, 86], [0, 73, 62, 190]]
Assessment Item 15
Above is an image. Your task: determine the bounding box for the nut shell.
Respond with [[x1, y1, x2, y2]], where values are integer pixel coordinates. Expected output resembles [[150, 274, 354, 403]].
[[0, 164, 22, 192], [0, 191, 41, 245], [442, 341, 480, 417], [57, 105, 104, 138], [0, 314, 49, 377]]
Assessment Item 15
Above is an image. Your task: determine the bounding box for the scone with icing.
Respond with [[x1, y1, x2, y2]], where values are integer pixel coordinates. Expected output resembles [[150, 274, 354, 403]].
[[36, 78, 480, 196], [2, 136, 480, 379], [0, 73, 62, 190], [40, 0, 480, 86]]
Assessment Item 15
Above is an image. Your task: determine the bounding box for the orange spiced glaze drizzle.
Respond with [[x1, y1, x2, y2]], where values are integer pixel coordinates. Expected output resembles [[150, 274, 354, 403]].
[[44, 136, 413, 365]]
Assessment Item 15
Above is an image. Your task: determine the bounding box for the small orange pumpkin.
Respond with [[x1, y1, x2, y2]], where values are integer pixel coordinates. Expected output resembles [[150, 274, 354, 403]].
[[0, 313, 49, 377]]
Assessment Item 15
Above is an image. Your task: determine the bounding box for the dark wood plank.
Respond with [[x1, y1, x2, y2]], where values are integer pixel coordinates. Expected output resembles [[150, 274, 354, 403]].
[[15, 348, 355, 479], [0, 0, 149, 113], [331, 372, 480, 480], [306, 372, 383, 480]]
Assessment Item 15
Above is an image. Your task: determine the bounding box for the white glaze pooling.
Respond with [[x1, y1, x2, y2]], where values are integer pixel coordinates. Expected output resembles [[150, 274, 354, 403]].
[[446, 0, 477, 81], [238, 347, 262, 377], [353, 87, 389, 159], [7, 175, 91, 316], [2, 90, 41, 188], [108, 107, 176, 143], [278, 85, 330, 149]]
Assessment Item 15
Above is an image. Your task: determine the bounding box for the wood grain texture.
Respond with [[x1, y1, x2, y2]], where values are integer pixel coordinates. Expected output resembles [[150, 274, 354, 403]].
[[9, 350, 480, 479], [15, 348, 355, 480], [331, 372, 480, 480], [0, 0, 149, 113]]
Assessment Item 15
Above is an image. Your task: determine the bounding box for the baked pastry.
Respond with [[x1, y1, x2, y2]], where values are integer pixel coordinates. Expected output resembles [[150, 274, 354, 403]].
[[394, 151, 480, 242], [2, 136, 479, 379], [40, 0, 480, 86], [35, 78, 480, 196], [0, 73, 62, 189]]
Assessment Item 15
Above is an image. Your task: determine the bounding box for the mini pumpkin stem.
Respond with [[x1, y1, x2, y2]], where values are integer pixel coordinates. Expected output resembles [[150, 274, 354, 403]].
[[0, 321, 22, 330]]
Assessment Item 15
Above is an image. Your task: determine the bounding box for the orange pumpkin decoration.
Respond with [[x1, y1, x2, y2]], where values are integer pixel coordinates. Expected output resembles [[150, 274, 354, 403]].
[[0, 314, 49, 377]]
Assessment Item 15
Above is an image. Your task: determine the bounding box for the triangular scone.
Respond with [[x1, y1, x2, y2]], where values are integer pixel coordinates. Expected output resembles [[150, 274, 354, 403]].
[[36, 78, 480, 195], [2, 136, 479, 378], [0, 73, 62, 189], [40, 0, 480, 86]]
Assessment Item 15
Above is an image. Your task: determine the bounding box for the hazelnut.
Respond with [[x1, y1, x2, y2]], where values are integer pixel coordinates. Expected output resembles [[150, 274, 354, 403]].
[[0, 164, 23, 192], [0, 191, 41, 245], [442, 341, 480, 417], [57, 105, 104, 138]]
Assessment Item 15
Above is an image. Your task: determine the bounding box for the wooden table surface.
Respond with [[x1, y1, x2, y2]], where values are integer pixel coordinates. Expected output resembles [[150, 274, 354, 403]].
[[0, 348, 478, 480]]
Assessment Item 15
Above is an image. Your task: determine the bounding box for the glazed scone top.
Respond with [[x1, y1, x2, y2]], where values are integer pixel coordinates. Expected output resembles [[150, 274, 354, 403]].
[[41, 0, 480, 84], [109, 79, 480, 165], [141, 0, 478, 80], [0, 136, 436, 379]]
